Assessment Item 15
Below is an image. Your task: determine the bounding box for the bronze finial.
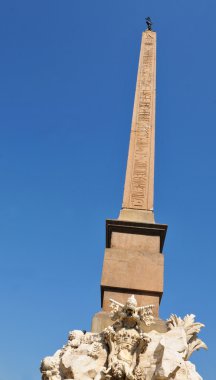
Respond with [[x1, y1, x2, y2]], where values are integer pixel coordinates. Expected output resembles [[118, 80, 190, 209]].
[[145, 17, 152, 31]]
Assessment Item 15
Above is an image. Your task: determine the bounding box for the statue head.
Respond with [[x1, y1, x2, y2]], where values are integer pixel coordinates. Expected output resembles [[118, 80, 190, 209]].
[[68, 330, 84, 348], [125, 295, 137, 317], [112, 362, 125, 379]]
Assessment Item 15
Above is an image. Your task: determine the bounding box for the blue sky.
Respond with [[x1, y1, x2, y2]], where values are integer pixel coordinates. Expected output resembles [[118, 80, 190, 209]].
[[0, 1, 215, 379]]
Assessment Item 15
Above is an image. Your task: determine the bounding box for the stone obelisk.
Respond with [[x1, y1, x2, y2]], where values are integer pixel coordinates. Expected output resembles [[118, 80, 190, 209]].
[[120, 30, 156, 223], [92, 29, 167, 332]]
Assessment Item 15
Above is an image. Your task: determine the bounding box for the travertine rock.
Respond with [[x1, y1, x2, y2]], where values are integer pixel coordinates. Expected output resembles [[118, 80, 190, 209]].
[[41, 296, 206, 380]]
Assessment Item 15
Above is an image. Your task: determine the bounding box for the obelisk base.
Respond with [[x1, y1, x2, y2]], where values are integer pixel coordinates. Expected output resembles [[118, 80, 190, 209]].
[[93, 219, 167, 333], [119, 208, 155, 223]]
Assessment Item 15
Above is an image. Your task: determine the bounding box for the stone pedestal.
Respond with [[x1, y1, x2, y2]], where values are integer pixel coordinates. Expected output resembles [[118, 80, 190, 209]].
[[92, 219, 167, 332]]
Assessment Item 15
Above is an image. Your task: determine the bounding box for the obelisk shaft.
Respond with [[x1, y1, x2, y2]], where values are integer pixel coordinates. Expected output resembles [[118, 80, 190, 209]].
[[120, 31, 156, 223]]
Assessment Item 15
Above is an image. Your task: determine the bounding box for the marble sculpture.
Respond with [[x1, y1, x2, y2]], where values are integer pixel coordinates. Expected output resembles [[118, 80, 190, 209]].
[[40, 295, 207, 380]]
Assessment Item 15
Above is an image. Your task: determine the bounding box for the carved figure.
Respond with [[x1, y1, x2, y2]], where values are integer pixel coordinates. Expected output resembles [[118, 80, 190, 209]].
[[167, 314, 207, 360], [110, 294, 155, 327], [66, 329, 84, 348], [102, 296, 153, 379], [40, 354, 61, 380]]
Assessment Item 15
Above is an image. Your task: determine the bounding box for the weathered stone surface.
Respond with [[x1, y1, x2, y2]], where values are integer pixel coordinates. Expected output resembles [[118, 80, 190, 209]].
[[59, 333, 107, 380], [91, 311, 113, 334], [101, 248, 163, 293], [111, 232, 160, 253], [105, 220, 167, 253], [101, 247, 164, 317], [118, 209, 155, 223], [101, 220, 167, 317], [41, 297, 207, 380], [122, 31, 156, 217]]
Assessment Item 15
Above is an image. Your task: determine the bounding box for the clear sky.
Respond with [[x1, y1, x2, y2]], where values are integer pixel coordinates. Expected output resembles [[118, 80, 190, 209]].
[[0, 1, 215, 379]]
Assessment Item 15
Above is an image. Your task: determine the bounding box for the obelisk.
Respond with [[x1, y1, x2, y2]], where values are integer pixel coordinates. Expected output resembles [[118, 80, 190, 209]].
[[119, 30, 156, 223], [92, 26, 167, 333]]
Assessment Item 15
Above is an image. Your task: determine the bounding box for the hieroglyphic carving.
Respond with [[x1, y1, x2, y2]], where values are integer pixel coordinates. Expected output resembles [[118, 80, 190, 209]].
[[129, 32, 155, 209], [123, 31, 156, 211]]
